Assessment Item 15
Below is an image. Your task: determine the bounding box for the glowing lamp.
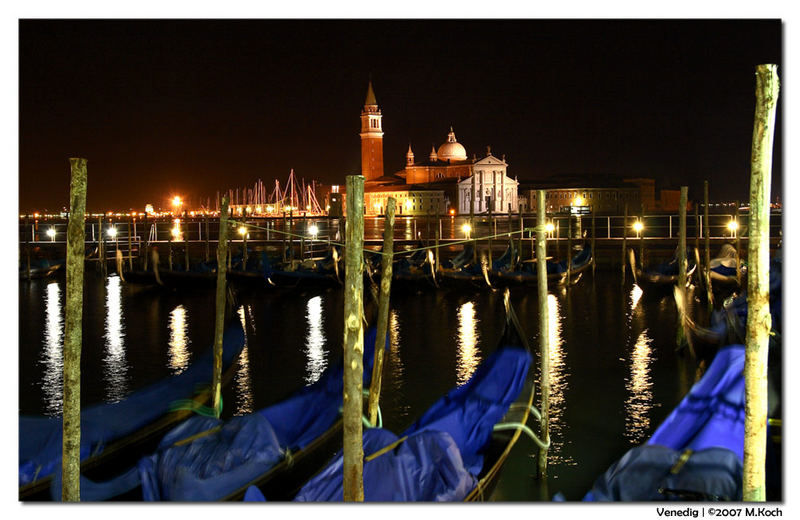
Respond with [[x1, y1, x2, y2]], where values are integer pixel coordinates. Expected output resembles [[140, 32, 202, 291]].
[[46, 227, 56, 238], [545, 223, 555, 233], [574, 196, 585, 206], [238, 226, 248, 236], [449, 208, 456, 216], [171, 226, 181, 238], [107, 227, 117, 238], [309, 225, 319, 238], [633, 221, 644, 233], [172, 196, 182, 207], [461, 223, 472, 237], [405, 200, 412, 210], [727, 220, 739, 232]]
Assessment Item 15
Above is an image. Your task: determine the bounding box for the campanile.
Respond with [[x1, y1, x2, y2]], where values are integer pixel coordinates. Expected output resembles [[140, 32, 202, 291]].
[[360, 80, 384, 181]]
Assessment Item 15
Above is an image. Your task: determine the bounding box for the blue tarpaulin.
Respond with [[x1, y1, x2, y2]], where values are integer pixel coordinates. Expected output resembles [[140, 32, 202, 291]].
[[584, 344, 747, 501], [19, 323, 245, 488], [67, 326, 385, 501], [286, 344, 532, 502]]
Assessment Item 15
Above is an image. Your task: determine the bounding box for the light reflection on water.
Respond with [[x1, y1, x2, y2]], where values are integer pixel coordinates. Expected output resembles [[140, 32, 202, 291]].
[[630, 284, 643, 310], [234, 305, 254, 416], [624, 329, 655, 444], [456, 301, 481, 385], [103, 275, 129, 403], [546, 293, 574, 465], [168, 305, 191, 375], [386, 310, 409, 420], [304, 295, 327, 384], [41, 282, 63, 416]]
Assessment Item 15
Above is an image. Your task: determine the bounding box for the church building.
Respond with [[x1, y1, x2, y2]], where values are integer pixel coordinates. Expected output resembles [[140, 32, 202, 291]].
[[359, 81, 518, 216]]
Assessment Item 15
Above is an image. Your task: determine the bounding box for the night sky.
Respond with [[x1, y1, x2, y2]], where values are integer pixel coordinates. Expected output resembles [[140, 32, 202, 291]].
[[19, 19, 782, 213]]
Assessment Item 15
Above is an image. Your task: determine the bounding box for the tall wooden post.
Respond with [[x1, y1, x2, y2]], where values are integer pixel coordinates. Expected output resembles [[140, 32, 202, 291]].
[[128, 219, 133, 271], [24, 216, 31, 280], [470, 174, 476, 265], [735, 201, 742, 285], [621, 204, 628, 284], [243, 222, 249, 270], [566, 215, 572, 285], [282, 211, 287, 263], [62, 158, 87, 501], [704, 181, 712, 309], [434, 229, 440, 272], [518, 205, 524, 263], [184, 221, 190, 272], [368, 197, 395, 426], [743, 63, 779, 502], [343, 175, 365, 502], [677, 187, 689, 347], [694, 204, 700, 260], [535, 190, 550, 478], [204, 214, 210, 262], [98, 216, 105, 276], [639, 203, 645, 270], [211, 196, 230, 418], [488, 203, 493, 266], [591, 212, 596, 277], [143, 214, 149, 270]]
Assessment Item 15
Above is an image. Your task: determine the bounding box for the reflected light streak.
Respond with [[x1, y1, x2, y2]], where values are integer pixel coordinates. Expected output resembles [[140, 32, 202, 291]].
[[456, 301, 481, 385], [234, 306, 254, 415], [41, 282, 63, 416], [168, 305, 191, 375], [386, 310, 410, 420], [545, 293, 574, 465], [103, 275, 129, 403], [624, 329, 655, 444], [630, 284, 643, 311], [305, 295, 327, 384]]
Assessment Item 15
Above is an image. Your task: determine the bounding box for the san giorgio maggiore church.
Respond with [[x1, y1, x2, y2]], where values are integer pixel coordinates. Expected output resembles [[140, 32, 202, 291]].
[[359, 81, 519, 216]]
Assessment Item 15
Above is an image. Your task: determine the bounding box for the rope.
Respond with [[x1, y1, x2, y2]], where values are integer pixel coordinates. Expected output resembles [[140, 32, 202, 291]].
[[492, 423, 551, 450], [172, 425, 223, 447], [364, 436, 409, 462], [168, 393, 223, 418]]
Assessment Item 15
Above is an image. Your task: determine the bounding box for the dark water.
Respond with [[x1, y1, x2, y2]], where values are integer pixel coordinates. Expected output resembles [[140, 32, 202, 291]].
[[19, 268, 702, 501]]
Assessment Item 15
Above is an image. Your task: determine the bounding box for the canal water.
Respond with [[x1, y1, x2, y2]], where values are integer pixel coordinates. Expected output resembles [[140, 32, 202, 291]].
[[19, 267, 704, 501]]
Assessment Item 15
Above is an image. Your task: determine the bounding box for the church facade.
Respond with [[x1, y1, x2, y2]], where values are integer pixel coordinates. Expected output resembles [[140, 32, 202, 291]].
[[359, 81, 518, 216]]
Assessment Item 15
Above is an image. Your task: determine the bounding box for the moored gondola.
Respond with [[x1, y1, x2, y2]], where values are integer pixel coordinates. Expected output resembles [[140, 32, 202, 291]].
[[629, 248, 696, 293], [19, 322, 246, 501]]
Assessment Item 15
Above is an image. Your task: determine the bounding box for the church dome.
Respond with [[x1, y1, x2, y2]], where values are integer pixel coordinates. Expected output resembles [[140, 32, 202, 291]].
[[437, 127, 467, 162]]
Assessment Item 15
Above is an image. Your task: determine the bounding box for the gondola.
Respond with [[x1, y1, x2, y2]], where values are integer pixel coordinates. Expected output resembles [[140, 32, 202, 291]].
[[392, 247, 438, 291], [495, 243, 593, 288], [226, 251, 274, 286], [266, 245, 342, 289], [629, 248, 697, 292], [19, 322, 246, 501], [439, 240, 516, 290], [53, 325, 387, 502], [583, 340, 781, 501], [252, 290, 542, 502], [19, 258, 63, 280], [120, 250, 217, 290]]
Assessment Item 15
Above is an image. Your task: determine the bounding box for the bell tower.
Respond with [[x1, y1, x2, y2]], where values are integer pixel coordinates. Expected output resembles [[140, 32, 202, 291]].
[[360, 80, 384, 181]]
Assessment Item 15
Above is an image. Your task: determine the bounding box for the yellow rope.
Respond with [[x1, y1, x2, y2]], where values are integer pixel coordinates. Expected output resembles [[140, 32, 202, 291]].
[[364, 436, 408, 462]]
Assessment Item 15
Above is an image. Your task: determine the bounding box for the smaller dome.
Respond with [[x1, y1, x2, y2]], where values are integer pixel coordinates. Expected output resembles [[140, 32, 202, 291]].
[[437, 127, 467, 161]]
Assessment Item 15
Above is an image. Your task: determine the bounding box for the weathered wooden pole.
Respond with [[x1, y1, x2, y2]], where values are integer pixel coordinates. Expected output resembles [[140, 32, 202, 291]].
[[565, 215, 572, 285], [488, 203, 493, 266], [677, 187, 689, 347], [98, 216, 105, 276], [735, 201, 742, 286], [518, 205, 524, 262], [639, 203, 645, 270], [704, 181, 713, 309], [743, 63, 779, 502], [242, 222, 249, 269], [368, 197, 395, 426], [168, 233, 174, 271], [143, 214, 149, 270], [282, 211, 287, 262], [343, 175, 365, 502], [62, 158, 88, 501], [470, 174, 476, 265], [535, 190, 550, 479], [184, 221, 190, 272], [621, 204, 628, 284], [591, 211, 596, 277], [24, 216, 31, 280], [211, 196, 230, 418], [128, 219, 134, 271], [434, 229, 440, 272], [204, 214, 210, 262], [694, 203, 700, 261]]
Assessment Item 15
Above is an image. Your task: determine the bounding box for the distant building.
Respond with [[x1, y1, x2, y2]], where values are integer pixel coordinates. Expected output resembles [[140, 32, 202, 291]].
[[358, 81, 517, 216], [519, 176, 642, 215]]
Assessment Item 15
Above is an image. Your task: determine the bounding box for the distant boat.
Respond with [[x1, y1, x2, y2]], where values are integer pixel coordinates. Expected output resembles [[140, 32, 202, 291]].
[[629, 248, 696, 292], [19, 258, 63, 280], [496, 243, 593, 288], [266, 245, 342, 289]]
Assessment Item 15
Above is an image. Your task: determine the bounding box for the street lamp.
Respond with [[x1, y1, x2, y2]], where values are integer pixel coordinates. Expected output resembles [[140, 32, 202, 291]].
[[46, 227, 56, 242], [545, 222, 555, 234], [461, 223, 472, 239], [107, 227, 117, 239], [632, 221, 644, 237], [238, 226, 248, 238], [727, 220, 739, 237], [172, 196, 182, 215]]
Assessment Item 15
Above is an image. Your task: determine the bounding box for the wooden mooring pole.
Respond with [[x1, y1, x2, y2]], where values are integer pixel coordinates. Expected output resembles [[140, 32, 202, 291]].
[[184, 221, 190, 272], [735, 201, 742, 286], [128, 219, 133, 271], [535, 190, 550, 479], [621, 204, 628, 284], [677, 187, 689, 348], [24, 216, 31, 280], [368, 197, 395, 426], [639, 203, 645, 270], [743, 63, 779, 502], [98, 216, 105, 276], [211, 196, 230, 418], [591, 212, 596, 277], [566, 215, 572, 285], [204, 214, 210, 262], [704, 181, 713, 309], [343, 175, 365, 502], [62, 158, 88, 501]]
